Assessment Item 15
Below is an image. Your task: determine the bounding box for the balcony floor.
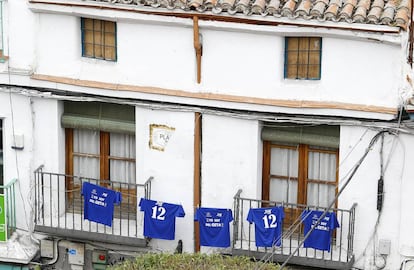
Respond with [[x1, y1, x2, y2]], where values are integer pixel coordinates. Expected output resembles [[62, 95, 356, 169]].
[[232, 238, 354, 270], [35, 212, 147, 247]]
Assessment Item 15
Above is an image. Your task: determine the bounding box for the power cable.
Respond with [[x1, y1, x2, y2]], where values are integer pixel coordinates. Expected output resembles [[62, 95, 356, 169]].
[[257, 130, 389, 270]]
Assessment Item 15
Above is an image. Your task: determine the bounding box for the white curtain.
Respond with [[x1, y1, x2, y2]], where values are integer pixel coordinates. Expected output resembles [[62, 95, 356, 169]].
[[269, 145, 336, 207], [73, 129, 100, 179], [109, 132, 136, 185], [269, 147, 299, 204], [307, 149, 336, 208]]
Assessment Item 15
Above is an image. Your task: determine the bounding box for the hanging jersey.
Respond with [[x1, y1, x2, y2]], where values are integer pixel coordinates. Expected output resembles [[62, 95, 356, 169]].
[[139, 198, 185, 240], [301, 210, 340, 252], [82, 182, 122, 227], [247, 206, 285, 247], [195, 207, 233, 248]]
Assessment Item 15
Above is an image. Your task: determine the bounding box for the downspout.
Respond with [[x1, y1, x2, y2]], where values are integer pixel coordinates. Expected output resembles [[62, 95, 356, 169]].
[[0, 0, 4, 61], [408, 0, 413, 67], [193, 16, 202, 84], [0, 0, 8, 62]]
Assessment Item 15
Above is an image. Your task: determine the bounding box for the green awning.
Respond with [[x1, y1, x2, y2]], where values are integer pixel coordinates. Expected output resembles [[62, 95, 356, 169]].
[[261, 124, 339, 148], [61, 101, 135, 134]]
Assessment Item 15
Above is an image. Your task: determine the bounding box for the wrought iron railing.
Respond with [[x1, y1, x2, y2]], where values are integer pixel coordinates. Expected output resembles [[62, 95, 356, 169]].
[[34, 165, 152, 242], [0, 178, 17, 240], [232, 189, 357, 269]]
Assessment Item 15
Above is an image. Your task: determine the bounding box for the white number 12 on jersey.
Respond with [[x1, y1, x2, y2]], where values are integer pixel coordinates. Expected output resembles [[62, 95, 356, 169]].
[[262, 214, 277, 229], [151, 205, 166, 220]]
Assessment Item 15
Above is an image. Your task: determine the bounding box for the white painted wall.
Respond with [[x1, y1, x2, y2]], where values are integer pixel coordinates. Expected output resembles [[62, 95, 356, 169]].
[[2, 89, 414, 269], [200, 114, 261, 253], [0, 91, 63, 232], [29, 11, 404, 111], [339, 126, 414, 270], [201, 114, 261, 206], [135, 107, 195, 252], [0, 0, 413, 268]]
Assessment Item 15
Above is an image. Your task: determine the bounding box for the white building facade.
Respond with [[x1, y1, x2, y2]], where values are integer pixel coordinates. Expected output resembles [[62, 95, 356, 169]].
[[0, 0, 413, 269]]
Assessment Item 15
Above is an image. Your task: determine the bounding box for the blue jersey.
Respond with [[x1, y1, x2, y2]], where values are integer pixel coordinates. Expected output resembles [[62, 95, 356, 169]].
[[82, 182, 122, 227], [139, 198, 185, 240], [301, 210, 339, 252], [195, 208, 233, 248], [247, 206, 284, 247]]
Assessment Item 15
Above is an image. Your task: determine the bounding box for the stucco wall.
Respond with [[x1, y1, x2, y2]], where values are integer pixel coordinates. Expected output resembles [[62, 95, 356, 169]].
[[135, 107, 195, 252], [30, 12, 403, 110], [339, 126, 414, 270], [0, 92, 63, 231]]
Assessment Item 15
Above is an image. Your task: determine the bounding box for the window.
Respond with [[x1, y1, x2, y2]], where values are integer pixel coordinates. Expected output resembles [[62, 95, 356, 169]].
[[261, 125, 339, 228], [284, 37, 321, 80], [81, 18, 117, 61], [63, 102, 136, 216], [262, 143, 338, 207]]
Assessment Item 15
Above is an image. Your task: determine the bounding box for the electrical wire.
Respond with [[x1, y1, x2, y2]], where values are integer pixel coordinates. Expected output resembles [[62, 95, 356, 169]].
[[348, 131, 400, 269], [259, 130, 390, 270], [8, 90, 31, 232]]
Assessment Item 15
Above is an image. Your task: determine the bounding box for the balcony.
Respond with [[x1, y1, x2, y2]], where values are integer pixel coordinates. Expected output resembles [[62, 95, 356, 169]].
[[33, 165, 152, 247], [0, 178, 17, 241], [232, 190, 356, 270]]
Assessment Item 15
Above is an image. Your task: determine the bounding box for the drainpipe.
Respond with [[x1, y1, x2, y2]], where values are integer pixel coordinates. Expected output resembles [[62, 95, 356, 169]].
[[193, 16, 202, 84], [408, 1, 413, 67]]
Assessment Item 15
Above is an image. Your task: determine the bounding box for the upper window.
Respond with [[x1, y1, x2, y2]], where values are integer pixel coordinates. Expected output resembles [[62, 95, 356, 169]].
[[81, 18, 117, 61], [284, 37, 321, 80]]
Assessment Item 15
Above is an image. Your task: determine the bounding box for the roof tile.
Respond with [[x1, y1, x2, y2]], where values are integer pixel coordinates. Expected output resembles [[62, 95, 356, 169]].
[[325, 0, 342, 19], [266, 0, 282, 15], [99, 0, 411, 30], [310, 0, 329, 18], [367, 0, 384, 22]]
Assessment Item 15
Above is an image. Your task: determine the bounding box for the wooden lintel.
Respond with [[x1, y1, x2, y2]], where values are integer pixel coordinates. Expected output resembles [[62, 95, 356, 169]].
[[30, 73, 398, 115]]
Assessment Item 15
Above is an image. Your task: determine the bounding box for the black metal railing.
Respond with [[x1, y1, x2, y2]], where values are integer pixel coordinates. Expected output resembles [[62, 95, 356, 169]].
[[232, 189, 357, 269], [34, 165, 152, 243]]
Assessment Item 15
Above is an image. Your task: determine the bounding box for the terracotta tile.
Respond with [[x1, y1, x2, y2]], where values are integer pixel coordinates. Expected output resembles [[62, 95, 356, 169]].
[[295, 0, 312, 16], [281, 0, 297, 16], [252, 0, 267, 14], [100, 0, 411, 30], [310, 1, 328, 17], [324, 0, 342, 18], [266, 0, 282, 14]]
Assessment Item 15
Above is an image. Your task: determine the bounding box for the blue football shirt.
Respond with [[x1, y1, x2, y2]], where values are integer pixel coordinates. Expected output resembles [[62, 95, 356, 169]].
[[82, 182, 122, 227], [139, 198, 185, 240], [247, 206, 285, 247], [301, 210, 340, 252], [195, 207, 233, 248]]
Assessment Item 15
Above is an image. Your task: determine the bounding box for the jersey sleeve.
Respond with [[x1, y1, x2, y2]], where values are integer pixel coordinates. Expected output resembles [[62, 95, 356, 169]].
[[194, 208, 200, 221], [138, 198, 146, 210], [279, 207, 285, 220], [176, 205, 186, 218], [330, 213, 340, 229], [81, 182, 88, 196], [228, 209, 233, 222], [115, 192, 122, 205], [301, 210, 309, 221]]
